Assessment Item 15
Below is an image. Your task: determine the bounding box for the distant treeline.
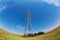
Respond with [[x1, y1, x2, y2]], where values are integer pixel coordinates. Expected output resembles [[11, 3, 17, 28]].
[[34, 32, 45, 35], [23, 32, 45, 37]]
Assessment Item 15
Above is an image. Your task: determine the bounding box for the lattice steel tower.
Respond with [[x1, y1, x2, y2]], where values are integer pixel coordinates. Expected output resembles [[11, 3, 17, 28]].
[[24, 10, 32, 36]]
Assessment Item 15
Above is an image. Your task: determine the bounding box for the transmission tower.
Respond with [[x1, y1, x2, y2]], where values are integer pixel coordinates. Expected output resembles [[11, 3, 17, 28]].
[[24, 10, 32, 36]]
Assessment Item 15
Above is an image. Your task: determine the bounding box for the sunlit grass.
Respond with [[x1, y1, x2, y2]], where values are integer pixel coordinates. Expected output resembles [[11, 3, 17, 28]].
[[0, 26, 60, 40]]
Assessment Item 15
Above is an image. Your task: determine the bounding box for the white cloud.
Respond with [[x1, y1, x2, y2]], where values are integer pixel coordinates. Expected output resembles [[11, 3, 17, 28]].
[[0, 0, 24, 13], [16, 25, 24, 30], [0, 24, 25, 35], [15, 25, 25, 35], [32, 0, 60, 6], [43, 0, 60, 6]]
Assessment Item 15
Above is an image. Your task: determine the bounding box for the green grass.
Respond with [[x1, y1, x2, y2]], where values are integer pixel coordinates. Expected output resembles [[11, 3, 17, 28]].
[[0, 26, 60, 40]]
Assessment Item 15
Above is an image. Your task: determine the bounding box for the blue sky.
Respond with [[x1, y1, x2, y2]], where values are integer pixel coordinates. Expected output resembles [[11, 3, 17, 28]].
[[0, 0, 60, 35]]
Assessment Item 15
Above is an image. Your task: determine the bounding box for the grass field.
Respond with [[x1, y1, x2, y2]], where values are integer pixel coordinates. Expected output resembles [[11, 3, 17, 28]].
[[0, 26, 60, 40]]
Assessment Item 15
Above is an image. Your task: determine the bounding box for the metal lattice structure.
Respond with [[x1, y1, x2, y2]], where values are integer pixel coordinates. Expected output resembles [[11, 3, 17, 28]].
[[24, 10, 32, 36]]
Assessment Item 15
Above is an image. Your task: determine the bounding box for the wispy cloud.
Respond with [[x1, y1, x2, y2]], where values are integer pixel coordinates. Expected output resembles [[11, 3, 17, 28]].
[[32, 0, 60, 6], [0, 5, 7, 12], [15, 25, 25, 35], [0, 0, 22, 13], [43, 0, 60, 6], [0, 24, 25, 35], [16, 25, 24, 30]]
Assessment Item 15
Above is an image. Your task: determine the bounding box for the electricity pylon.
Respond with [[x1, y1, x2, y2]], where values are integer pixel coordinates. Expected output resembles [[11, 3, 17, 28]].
[[24, 10, 32, 36]]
